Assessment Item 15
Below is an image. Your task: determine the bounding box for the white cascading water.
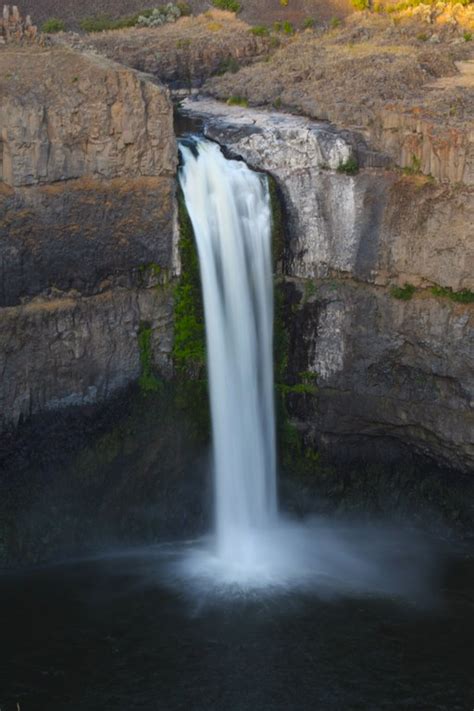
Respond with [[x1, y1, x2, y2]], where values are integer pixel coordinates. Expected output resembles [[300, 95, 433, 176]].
[[172, 136, 434, 597], [179, 138, 277, 567]]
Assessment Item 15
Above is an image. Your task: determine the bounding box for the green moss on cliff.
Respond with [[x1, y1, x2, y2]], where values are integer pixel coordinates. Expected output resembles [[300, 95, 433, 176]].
[[430, 285, 474, 304], [390, 283, 416, 300], [212, 0, 241, 12], [173, 190, 206, 374], [268, 174, 285, 268], [337, 156, 359, 175], [173, 187, 210, 438], [389, 282, 473, 304], [138, 323, 162, 394]]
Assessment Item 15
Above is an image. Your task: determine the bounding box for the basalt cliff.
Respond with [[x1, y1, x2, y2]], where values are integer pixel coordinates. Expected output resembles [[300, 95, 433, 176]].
[[181, 99, 473, 474], [0, 45, 177, 431], [0, 8, 473, 558]]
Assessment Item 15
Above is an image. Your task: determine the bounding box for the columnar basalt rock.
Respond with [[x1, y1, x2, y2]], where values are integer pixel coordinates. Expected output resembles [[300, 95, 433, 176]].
[[0, 48, 176, 187], [182, 99, 474, 473], [0, 45, 178, 430]]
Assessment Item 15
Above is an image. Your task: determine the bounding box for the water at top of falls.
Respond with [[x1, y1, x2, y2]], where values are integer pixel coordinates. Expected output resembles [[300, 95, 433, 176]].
[[179, 138, 277, 566]]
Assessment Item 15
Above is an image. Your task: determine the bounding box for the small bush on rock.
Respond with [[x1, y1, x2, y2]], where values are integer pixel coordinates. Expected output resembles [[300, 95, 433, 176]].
[[352, 0, 369, 10], [337, 157, 359, 175], [431, 286, 474, 304], [226, 96, 249, 106], [211, 0, 241, 12], [177, 2, 192, 15], [390, 283, 416, 301], [403, 154, 422, 175], [42, 18, 66, 33], [137, 4, 182, 27], [80, 12, 149, 31], [80, 15, 117, 31], [251, 25, 270, 35], [216, 56, 240, 74]]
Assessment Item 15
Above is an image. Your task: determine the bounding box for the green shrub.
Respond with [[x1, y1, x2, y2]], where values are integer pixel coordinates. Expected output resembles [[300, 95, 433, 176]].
[[173, 191, 206, 374], [387, 0, 472, 10], [330, 16, 342, 28], [303, 17, 315, 29], [216, 56, 240, 74], [80, 6, 185, 32], [80, 15, 112, 32], [79, 14, 138, 31], [177, 1, 192, 15], [42, 17, 66, 32], [138, 324, 162, 394], [351, 0, 369, 10], [403, 154, 422, 175], [390, 283, 416, 301], [463, 31, 472, 41], [303, 281, 317, 301], [267, 19, 294, 34], [337, 157, 359, 175], [417, 32, 429, 41], [430, 286, 474, 304], [137, 4, 181, 26], [226, 95, 248, 107], [280, 0, 289, 6], [211, 0, 241, 12], [250, 25, 270, 35]]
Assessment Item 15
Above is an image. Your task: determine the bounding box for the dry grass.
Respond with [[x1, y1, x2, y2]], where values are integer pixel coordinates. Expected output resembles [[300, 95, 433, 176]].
[[62, 11, 271, 85], [204, 12, 474, 130], [22, 0, 353, 32]]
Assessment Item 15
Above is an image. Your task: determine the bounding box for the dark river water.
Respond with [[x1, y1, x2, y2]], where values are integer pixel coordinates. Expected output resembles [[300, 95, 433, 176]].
[[1, 538, 473, 711]]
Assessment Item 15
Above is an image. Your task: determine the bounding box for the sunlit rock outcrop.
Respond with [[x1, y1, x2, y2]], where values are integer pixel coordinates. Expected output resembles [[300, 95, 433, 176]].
[[182, 98, 474, 472]]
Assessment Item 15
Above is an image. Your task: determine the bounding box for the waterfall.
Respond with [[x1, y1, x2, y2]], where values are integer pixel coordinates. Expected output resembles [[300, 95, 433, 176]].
[[161, 137, 435, 596], [179, 138, 277, 566]]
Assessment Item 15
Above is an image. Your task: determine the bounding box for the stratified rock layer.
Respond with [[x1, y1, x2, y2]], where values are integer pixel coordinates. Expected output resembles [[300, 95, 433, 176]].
[[0, 46, 177, 429], [183, 98, 474, 473], [0, 47, 175, 186]]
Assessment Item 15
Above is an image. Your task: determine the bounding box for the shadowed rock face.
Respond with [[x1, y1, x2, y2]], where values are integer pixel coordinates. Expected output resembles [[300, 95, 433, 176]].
[[282, 279, 473, 473], [0, 46, 178, 430], [182, 99, 474, 473], [0, 177, 176, 306]]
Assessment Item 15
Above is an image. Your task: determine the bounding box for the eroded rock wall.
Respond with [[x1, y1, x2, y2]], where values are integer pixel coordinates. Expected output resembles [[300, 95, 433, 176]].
[[183, 99, 474, 473], [0, 46, 178, 430]]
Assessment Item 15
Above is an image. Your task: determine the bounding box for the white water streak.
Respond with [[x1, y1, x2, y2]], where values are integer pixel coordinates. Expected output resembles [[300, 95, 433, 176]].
[[179, 139, 277, 565]]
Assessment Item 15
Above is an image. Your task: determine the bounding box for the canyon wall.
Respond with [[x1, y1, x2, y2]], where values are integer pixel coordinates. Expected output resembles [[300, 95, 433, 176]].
[[0, 46, 177, 431], [183, 99, 474, 473], [1, 45, 472, 476]]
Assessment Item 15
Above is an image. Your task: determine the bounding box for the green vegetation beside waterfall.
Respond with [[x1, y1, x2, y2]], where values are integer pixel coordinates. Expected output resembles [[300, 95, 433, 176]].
[[138, 323, 162, 394], [173, 167, 325, 468], [172, 187, 210, 438], [173, 189, 206, 375]]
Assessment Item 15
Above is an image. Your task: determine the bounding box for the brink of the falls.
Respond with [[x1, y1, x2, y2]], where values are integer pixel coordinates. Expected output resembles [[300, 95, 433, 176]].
[[179, 138, 277, 566]]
